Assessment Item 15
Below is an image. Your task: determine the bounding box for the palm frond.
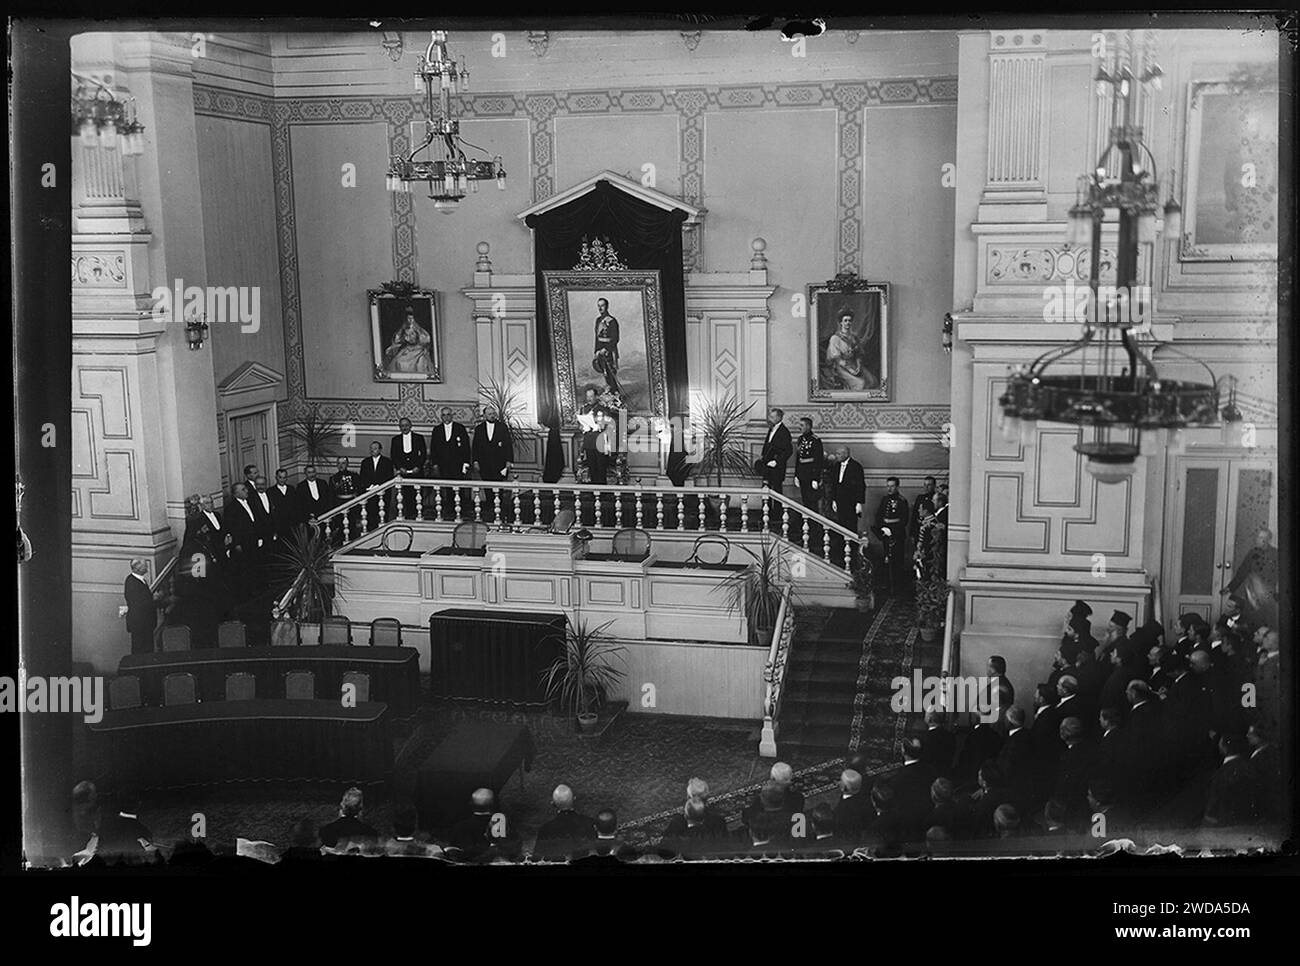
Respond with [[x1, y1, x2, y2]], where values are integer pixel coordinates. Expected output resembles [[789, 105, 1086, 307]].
[[693, 394, 756, 487], [286, 405, 342, 462], [539, 618, 628, 717], [477, 377, 528, 435], [715, 537, 790, 636], [268, 524, 349, 622]]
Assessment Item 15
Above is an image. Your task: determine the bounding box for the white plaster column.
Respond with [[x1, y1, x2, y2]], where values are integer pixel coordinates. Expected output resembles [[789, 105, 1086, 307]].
[[979, 30, 1049, 222]]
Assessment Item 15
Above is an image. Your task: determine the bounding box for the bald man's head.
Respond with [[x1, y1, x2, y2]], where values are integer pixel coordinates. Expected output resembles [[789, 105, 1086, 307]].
[[471, 787, 495, 811], [840, 769, 863, 795], [686, 777, 709, 801], [770, 762, 793, 786], [552, 784, 575, 810]]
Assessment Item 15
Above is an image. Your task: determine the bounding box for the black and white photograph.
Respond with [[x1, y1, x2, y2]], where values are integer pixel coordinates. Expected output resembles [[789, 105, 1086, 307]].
[[8, 10, 1296, 939]]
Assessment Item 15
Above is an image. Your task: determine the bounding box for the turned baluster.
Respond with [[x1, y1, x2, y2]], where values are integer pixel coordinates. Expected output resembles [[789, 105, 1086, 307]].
[[781, 503, 790, 542], [395, 485, 404, 520], [473, 489, 482, 522], [678, 493, 688, 530], [414, 487, 423, 520], [656, 492, 665, 530], [802, 516, 810, 551], [822, 528, 831, 560], [434, 487, 443, 519], [360, 503, 368, 534], [634, 491, 644, 529], [762, 496, 770, 534], [513, 488, 522, 522], [494, 489, 503, 522], [552, 488, 561, 527], [531, 487, 540, 525], [843, 539, 852, 572], [452, 488, 461, 520]]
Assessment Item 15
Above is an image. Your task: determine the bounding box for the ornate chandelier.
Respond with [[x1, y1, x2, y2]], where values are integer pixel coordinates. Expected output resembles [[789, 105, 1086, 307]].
[[998, 31, 1221, 485], [385, 30, 506, 212], [71, 71, 145, 156]]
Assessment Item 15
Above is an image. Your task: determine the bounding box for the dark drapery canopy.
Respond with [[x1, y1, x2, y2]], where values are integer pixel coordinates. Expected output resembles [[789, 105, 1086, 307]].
[[525, 180, 690, 483]]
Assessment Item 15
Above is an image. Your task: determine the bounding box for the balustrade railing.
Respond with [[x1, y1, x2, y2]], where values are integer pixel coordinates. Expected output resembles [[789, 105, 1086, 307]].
[[758, 585, 796, 757]]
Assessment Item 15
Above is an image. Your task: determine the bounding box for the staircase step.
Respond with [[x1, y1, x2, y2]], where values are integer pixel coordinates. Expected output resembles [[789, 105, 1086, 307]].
[[778, 724, 852, 754], [783, 671, 861, 691], [784, 706, 853, 728], [788, 651, 862, 670]]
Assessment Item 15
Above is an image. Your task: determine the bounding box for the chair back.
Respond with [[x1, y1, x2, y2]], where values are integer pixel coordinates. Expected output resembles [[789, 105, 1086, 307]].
[[320, 616, 352, 646], [225, 672, 256, 701], [550, 507, 576, 534], [217, 620, 247, 648], [271, 619, 299, 646], [369, 618, 402, 647], [452, 521, 489, 551], [163, 672, 197, 706], [284, 670, 316, 700], [109, 675, 142, 711], [160, 625, 192, 652], [382, 526, 414, 553], [690, 533, 732, 568], [296, 622, 320, 646], [342, 671, 371, 703], [612, 527, 651, 560]]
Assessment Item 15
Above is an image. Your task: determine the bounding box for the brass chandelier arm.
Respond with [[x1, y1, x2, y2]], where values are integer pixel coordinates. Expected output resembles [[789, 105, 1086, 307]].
[[1027, 326, 1096, 377]]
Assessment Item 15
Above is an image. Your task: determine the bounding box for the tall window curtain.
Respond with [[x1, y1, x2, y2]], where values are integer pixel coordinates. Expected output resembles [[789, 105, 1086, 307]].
[[526, 181, 690, 483]]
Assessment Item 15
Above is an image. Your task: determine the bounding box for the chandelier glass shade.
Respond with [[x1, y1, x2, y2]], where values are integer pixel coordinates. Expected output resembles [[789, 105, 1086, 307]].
[[71, 72, 145, 156], [998, 31, 1220, 485], [385, 30, 506, 209]]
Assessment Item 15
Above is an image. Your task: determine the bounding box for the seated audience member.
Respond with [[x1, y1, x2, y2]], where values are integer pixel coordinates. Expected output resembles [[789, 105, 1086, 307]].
[[800, 803, 844, 854], [96, 789, 157, 864], [449, 788, 503, 857], [589, 809, 639, 860], [169, 829, 215, 867], [1085, 779, 1134, 838], [833, 769, 874, 842], [1073, 647, 1109, 704], [278, 819, 324, 864], [739, 809, 789, 857], [986, 655, 1015, 711], [319, 787, 379, 850], [996, 706, 1033, 801], [661, 798, 722, 857], [893, 737, 940, 839], [68, 780, 101, 866], [386, 803, 443, 858], [660, 778, 728, 849], [1039, 798, 1073, 836], [868, 782, 912, 854], [922, 709, 957, 776], [927, 777, 972, 839], [1052, 716, 1099, 824], [1202, 735, 1259, 827], [1096, 707, 1127, 795], [968, 762, 1017, 838], [769, 761, 805, 814], [1246, 723, 1282, 823], [954, 716, 1004, 786], [742, 781, 795, 841], [992, 803, 1020, 840], [534, 784, 597, 857]]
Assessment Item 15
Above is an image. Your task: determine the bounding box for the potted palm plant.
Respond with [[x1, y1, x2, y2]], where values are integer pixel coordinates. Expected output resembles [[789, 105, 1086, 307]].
[[286, 404, 342, 464], [539, 618, 627, 734], [692, 394, 756, 524], [269, 524, 348, 642], [849, 560, 875, 613], [717, 537, 789, 648], [477, 377, 528, 435]]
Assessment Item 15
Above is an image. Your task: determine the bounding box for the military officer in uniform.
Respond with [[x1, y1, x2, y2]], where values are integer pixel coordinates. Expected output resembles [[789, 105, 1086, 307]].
[[873, 475, 910, 596], [794, 417, 825, 511], [329, 457, 362, 545]]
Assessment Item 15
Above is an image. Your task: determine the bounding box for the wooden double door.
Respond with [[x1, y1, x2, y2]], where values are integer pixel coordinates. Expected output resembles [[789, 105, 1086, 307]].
[[1166, 453, 1277, 624]]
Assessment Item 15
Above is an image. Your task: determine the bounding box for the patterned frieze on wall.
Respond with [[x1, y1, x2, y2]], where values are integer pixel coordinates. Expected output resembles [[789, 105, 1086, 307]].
[[776, 402, 952, 434], [193, 76, 957, 427]]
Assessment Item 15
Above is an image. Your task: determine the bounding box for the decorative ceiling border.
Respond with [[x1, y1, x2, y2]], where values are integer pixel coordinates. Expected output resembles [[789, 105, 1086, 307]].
[[194, 77, 957, 426]]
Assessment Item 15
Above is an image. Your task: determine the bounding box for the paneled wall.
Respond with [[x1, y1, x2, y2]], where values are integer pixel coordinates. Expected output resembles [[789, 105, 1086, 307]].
[[189, 29, 960, 488]]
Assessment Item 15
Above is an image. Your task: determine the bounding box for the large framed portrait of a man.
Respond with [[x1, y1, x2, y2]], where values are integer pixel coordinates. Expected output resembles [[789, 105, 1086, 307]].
[[1180, 78, 1279, 262], [808, 275, 890, 401], [543, 270, 669, 427], [368, 287, 441, 382]]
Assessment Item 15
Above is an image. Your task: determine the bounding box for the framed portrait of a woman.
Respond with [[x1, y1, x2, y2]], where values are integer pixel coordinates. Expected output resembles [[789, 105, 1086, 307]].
[[368, 287, 441, 382], [808, 274, 890, 401]]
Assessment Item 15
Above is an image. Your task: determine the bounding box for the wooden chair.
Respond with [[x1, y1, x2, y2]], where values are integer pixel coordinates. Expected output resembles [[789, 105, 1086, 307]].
[[369, 618, 402, 647], [452, 521, 489, 552], [381, 526, 415, 554], [689, 533, 731, 568], [320, 616, 352, 646], [109, 675, 142, 711], [160, 625, 192, 652], [550, 508, 576, 534], [217, 620, 247, 648], [342, 671, 371, 703], [224, 672, 256, 701], [284, 670, 316, 700], [611, 527, 652, 561], [296, 622, 321, 646], [163, 672, 197, 706]]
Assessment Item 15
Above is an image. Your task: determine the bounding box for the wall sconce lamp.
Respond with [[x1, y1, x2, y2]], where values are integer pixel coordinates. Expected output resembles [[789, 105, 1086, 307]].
[[941, 313, 954, 353], [185, 312, 209, 350]]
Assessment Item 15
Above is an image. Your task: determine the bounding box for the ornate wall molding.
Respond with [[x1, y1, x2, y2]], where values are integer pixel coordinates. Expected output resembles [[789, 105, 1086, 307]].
[[72, 251, 127, 288], [987, 245, 1117, 284], [775, 402, 951, 432]]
